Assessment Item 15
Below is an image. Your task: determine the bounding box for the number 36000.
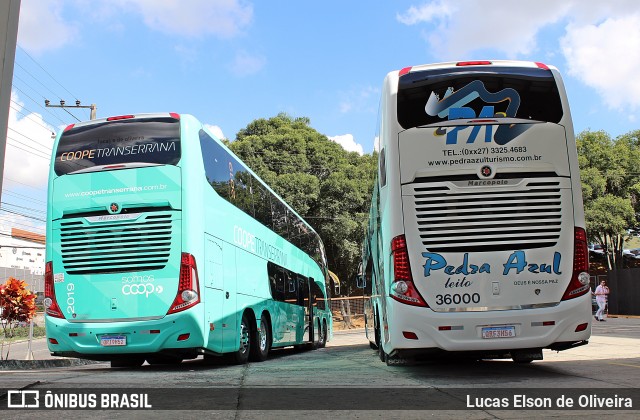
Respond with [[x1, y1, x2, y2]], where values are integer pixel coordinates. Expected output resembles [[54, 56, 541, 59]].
[[435, 293, 480, 305]]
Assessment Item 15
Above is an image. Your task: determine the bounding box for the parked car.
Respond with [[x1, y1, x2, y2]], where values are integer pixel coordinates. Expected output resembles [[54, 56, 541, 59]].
[[624, 248, 640, 259], [589, 244, 605, 255]]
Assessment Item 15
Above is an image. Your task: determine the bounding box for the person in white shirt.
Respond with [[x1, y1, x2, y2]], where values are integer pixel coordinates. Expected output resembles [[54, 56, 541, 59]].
[[593, 280, 610, 322]]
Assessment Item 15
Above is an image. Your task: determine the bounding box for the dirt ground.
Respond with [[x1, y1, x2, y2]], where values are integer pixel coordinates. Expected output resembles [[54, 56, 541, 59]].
[[332, 313, 365, 330]]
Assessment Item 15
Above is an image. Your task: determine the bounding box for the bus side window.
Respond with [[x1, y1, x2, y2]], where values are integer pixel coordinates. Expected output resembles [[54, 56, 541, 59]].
[[284, 271, 297, 304], [379, 148, 386, 187], [268, 262, 285, 302]]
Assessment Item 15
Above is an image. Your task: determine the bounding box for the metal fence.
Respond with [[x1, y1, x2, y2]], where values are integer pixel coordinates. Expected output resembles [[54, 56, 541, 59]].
[[0, 266, 43, 293], [330, 296, 364, 316]]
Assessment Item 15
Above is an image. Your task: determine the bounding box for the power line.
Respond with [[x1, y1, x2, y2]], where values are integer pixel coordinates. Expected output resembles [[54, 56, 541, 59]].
[[1, 190, 46, 205], [13, 60, 63, 102], [17, 45, 79, 101], [2, 177, 47, 193], [1, 201, 46, 215], [0, 208, 46, 223], [7, 127, 53, 152], [10, 101, 60, 132]]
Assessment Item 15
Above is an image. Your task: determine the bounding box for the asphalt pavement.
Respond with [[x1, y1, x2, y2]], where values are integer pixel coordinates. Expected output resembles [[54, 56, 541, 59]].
[[1, 315, 638, 369]]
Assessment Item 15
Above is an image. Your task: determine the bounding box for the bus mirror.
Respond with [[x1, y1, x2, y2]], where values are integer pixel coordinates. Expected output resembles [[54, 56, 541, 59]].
[[334, 283, 340, 296], [356, 275, 366, 289]]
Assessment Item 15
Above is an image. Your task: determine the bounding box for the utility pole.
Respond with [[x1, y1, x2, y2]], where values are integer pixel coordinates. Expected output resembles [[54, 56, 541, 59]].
[[45, 99, 97, 120], [0, 0, 21, 205]]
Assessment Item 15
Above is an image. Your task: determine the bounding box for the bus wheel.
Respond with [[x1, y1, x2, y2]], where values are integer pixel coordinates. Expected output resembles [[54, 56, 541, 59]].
[[374, 309, 381, 349], [319, 320, 327, 348], [313, 319, 322, 349], [232, 314, 251, 364], [249, 313, 270, 362], [110, 358, 144, 368], [378, 343, 387, 363]]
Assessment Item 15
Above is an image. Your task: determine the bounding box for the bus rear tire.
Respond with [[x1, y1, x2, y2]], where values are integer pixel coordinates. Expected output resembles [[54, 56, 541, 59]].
[[232, 314, 251, 364], [249, 313, 270, 362], [318, 320, 327, 348], [378, 343, 387, 363]]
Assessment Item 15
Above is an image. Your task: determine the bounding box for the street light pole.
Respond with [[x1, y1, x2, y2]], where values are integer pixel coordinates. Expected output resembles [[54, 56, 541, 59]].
[[45, 99, 97, 120]]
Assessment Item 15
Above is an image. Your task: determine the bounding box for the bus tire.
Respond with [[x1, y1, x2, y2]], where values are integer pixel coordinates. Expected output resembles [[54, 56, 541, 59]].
[[374, 308, 381, 349], [232, 313, 251, 364], [312, 319, 322, 349], [110, 358, 144, 368], [319, 319, 328, 348], [249, 313, 270, 362], [378, 340, 387, 363]]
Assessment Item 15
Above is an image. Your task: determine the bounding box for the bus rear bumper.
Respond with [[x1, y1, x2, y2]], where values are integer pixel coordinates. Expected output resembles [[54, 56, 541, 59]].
[[45, 312, 204, 360], [383, 295, 592, 358]]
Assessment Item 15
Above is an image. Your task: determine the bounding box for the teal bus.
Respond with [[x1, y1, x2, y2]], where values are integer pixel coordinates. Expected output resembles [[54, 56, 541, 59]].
[[44, 113, 332, 367]]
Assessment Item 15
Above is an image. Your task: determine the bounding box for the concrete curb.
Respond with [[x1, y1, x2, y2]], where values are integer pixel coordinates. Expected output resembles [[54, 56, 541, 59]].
[[0, 358, 102, 370]]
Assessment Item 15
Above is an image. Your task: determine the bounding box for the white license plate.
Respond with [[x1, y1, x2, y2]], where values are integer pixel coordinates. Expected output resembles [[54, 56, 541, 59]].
[[481, 326, 516, 339], [100, 335, 126, 346]]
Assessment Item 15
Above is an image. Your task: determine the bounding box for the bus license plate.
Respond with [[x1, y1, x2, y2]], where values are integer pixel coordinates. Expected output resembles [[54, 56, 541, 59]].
[[100, 335, 126, 346], [481, 326, 516, 339]]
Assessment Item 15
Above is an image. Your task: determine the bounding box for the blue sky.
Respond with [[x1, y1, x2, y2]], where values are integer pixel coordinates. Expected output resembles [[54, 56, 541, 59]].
[[5, 0, 640, 234]]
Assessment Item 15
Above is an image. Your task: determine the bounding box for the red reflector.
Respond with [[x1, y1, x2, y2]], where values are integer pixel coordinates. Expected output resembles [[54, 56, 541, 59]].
[[456, 61, 492, 66], [63, 124, 75, 132], [438, 326, 452, 331], [177, 333, 190, 342], [69, 333, 78, 337], [169, 112, 180, 120], [107, 115, 135, 121], [535, 62, 550, 70], [150, 330, 160, 334], [542, 321, 555, 326], [402, 331, 419, 340], [49, 338, 59, 345], [575, 323, 589, 332], [399, 67, 412, 76]]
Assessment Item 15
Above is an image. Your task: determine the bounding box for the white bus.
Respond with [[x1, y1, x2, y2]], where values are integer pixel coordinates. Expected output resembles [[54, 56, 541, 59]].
[[360, 60, 591, 364]]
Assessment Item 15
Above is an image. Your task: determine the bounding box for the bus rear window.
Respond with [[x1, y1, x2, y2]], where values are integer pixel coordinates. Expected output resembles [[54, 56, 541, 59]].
[[54, 117, 181, 175], [397, 66, 563, 129]]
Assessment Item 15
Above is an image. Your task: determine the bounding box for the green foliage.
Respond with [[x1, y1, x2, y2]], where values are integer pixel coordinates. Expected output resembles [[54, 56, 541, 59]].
[[1, 325, 46, 341], [577, 129, 640, 269], [230, 113, 377, 294]]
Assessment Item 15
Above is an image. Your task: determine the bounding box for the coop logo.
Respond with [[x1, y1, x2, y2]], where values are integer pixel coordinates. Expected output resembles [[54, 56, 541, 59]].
[[425, 80, 531, 145], [7, 390, 40, 408], [122, 283, 163, 297]]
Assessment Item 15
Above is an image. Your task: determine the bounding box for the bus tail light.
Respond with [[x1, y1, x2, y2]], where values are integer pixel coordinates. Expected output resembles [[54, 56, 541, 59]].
[[390, 235, 428, 307], [44, 261, 64, 318], [106, 115, 135, 121], [167, 253, 201, 314], [561, 227, 590, 301], [456, 61, 492, 66]]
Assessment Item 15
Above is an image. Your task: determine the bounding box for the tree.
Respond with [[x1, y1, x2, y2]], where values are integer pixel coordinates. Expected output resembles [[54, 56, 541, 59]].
[[577, 130, 640, 270], [230, 114, 377, 294], [0, 277, 37, 360]]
